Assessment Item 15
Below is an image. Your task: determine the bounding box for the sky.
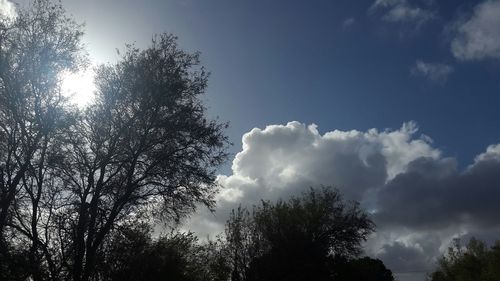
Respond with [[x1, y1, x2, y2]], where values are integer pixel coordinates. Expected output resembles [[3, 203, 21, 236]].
[[3, 0, 500, 280]]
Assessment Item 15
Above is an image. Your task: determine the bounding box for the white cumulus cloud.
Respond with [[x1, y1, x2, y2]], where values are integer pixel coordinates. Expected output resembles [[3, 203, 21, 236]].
[[185, 121, 440, 238]]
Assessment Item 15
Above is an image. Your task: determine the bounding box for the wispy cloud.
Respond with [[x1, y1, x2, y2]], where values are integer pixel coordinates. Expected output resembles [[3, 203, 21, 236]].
[[411, 60, 454, 84], [342, 17, 356, 29], [451, 0, 500, 61], [370, 0, 436, 27]]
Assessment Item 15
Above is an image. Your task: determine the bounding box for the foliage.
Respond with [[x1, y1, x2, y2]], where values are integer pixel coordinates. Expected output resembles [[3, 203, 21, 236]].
[[431, 237, 500, 281], [333, 256, 394, 281], [98, 224, 231, 281], [224, 187, 375, 281]]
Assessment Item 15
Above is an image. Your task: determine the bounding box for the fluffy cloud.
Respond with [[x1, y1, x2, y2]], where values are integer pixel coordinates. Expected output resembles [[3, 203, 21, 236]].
[[370, 0, 436, 26], [184, 121, 500, 281], [185, 121, 438, 236], [376, 155, 500, 230], [216, 121, 440, 217], [0, 0, 15, 19], [411, 60, 454, 84], [215, 121, 438, 214], [451, 0, 500, 61]]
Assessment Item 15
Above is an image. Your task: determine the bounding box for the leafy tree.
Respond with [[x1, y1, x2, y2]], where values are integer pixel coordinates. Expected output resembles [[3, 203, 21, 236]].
[[431, 237, 500, 281], [225, 187, 375, 281]]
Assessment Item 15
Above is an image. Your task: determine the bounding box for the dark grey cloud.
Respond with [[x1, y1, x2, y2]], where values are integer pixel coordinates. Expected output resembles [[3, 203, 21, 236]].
[[378, 239, 440, 272], [376, 147, 500, 230]]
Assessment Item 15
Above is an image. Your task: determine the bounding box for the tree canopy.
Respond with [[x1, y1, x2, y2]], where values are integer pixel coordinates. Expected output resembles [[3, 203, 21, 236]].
[[431, 237, 500, 281], [90, 187, 391, 281], [225, 187, 377, 281]]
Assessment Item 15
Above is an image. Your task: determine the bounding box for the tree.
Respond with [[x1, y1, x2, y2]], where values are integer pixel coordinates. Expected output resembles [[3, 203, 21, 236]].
[[333, 257, 394, 281], [0, 1, 84, 280], [431, 237, 500, 281], [1, 1, 229, 280], [225, 187, 375, 281], [225, 206, 260, 281], [0, 241, 31, 281], [57, 34, 228, 281]]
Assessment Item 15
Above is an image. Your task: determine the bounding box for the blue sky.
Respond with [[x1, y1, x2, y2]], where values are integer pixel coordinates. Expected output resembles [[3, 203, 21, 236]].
[[45, 0, 500, 171], [5, 1, 500, 280]]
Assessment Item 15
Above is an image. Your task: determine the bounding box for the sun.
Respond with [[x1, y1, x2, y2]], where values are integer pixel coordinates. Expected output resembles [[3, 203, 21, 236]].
[[61, 68, 97, 107]]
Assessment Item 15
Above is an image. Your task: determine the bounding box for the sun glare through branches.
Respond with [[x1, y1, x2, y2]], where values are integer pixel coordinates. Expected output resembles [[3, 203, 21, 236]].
[[61, 68, 97, 107]]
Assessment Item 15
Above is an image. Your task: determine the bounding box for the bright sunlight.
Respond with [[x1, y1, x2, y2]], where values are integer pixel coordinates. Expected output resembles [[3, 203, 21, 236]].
[[61, 68, 96, 107]]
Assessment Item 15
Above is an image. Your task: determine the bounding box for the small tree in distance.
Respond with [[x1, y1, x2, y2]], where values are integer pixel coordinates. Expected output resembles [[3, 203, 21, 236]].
[[95, 222, 232, 281], [333, 256, 394, 281], [431, 237, 500, 281]]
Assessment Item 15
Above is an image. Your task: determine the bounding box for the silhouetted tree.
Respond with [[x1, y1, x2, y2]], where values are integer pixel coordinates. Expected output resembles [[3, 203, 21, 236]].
[[225, 187, 375, 281], [0, 1, 84, 280], [431, 237, 500, 281], [0, 240, 31, 281], [333, 257, 394, 281], [225, 206, 260, 281], [1, 1, 228, 280], [97, 223, 231, 281], [58, 33, 228, 281]]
